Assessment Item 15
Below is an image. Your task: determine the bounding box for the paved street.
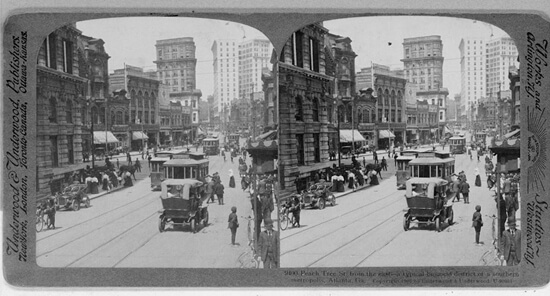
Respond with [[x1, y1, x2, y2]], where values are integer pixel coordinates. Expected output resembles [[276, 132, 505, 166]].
[[36, 136, 259, 268], [281, 141, 505, 267]]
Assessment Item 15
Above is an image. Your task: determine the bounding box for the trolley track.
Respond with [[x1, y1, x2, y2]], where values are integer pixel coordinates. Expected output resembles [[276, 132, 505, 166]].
[[37, 196, 159, 258], [281, 188, 403, 241], [37, 189, 158, 242], [281, 191, 404, 256]]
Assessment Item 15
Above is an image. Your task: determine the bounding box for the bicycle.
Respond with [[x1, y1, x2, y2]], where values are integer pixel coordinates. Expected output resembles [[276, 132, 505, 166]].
[[36, 208, 46, 232], [279, 203, 292, 231]]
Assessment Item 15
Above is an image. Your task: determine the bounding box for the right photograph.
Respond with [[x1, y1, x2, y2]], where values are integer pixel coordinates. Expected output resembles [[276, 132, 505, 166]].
[[277, 16, 521, 268]]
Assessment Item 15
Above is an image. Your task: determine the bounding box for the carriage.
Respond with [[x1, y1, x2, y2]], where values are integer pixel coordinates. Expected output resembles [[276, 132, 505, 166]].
[[54, 184, 91, 211], [300, 182, 336, 210]]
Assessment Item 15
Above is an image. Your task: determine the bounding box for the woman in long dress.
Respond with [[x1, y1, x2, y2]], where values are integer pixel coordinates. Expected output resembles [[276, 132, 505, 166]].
[[474, 168, 482, 187], [229, 169, 236, 188]]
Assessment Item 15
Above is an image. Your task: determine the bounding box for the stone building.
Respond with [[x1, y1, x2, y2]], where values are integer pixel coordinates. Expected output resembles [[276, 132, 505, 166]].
[[278, 23, 333, 195], [36, 24, 89, 196], [109, 66, 160, 150]]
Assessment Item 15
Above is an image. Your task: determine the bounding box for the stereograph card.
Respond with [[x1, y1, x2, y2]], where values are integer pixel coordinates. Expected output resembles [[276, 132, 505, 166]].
[[2, 0, 550, 291]]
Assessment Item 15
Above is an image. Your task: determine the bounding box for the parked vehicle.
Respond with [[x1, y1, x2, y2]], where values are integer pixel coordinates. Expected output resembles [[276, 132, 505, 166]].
[[158, 179, 208, 233], [403, 178, 453, 232], [300, 182, 336, 210], [54, 184, 90, 211]]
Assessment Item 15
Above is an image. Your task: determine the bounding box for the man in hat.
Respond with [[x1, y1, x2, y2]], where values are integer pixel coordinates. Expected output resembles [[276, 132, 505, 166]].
[[502, 217, 521, 266], [258, 218, 279, 269]]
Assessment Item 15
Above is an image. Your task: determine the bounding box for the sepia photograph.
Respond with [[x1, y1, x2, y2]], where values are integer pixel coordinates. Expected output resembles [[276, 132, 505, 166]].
[[278, 16, 522, 268], [33, 17, 279, 269]]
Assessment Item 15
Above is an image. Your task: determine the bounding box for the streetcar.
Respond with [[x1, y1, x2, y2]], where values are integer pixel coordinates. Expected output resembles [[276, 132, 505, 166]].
[[474, 132, 487, 148], [448, 136, 466, 154], [403, 177, 454, 232], [202, 138, 220, 156], [408, 157, 455, 180], [227, 134, 240, 146], [395, 155, 416, 189], [162, 157, 209, 181], [150, 157, 169, 190]]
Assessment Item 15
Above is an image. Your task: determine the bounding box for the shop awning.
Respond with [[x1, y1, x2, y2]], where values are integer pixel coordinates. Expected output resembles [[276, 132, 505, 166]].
[[255, 130, 277, 141], [132, 131, 149, 140], [339, 129, 366, 143], [378, 130, 395, 139], [504, 129, 520, 139], [93, 131, 119, 144]]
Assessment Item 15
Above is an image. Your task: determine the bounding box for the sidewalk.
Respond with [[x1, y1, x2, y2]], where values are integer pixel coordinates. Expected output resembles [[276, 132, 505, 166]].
[[86, 162, 152, 201]]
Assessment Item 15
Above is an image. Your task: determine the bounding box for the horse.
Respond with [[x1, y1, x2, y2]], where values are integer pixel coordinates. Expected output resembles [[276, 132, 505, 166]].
[[118, 165, 137, 181]]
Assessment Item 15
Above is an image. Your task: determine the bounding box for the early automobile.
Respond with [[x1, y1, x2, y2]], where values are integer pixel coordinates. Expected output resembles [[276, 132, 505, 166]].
[[301, 182, 336, 210], [55, 184, 91, 211], [403, 178, 453, 232], [158, 179, 209, 233]]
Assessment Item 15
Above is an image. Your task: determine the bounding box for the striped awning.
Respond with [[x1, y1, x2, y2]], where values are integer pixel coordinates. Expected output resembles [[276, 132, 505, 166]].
[[93, 131, 119, 144], [378, 130, 395, 139], [132, 131, 149, 140], [339, 129, 366, 143]]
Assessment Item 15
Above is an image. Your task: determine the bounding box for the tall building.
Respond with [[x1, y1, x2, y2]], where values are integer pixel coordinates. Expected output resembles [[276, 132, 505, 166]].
[[154, 37, 201, 141], [211, 39, 239, 125], [486, 37, 518, 98], [238, 39, 272, 100], [402, 35, 448, 141], [459, 37, 486, 121]]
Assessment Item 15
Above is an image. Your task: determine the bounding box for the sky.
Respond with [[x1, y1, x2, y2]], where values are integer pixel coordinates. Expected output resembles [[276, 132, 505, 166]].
[[76, 17, 271, 99], [76, 15, 512, 100]]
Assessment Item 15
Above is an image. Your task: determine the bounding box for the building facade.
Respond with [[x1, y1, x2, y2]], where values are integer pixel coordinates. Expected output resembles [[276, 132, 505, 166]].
[[459, 37, 486, 121], [36, 24, 88, 197], [278, 23, 332, 195], [238, 39, 272, 100], [109, 66, 160, 150], [211, 39, 239, 125], [402, 35, 448, 140]]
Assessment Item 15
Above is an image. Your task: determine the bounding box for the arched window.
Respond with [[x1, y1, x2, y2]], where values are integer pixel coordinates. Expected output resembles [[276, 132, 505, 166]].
[[384, 89, 390, 107], [338, 105, 345, 123], [312, 98, 319, 122], [357, 108, 363, 123], [294, 96, 303, 121], [49, 97, 57, 123], [116, 111, 123, 125], [66, 99, 73, 123]]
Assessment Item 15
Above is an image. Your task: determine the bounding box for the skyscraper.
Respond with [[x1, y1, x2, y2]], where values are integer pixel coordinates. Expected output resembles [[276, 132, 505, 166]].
[[459, 37, 486, 120], [238, 38, 272, 100], [211, 39, 239, 123]]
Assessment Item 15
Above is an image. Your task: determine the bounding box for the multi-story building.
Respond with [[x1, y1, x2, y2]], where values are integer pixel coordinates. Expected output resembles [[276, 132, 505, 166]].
[[154, 37, 201, 141], [238, 39, 272, 100], [509, 66, 520, 128], [486, 37, 518, 99], [36, 24, 89, 197], [261, 66, 277, 129], [402, 35, 448, 141], [459, 37, 486, 121], [159, 101, 185, 146], [278, 23, 333, 195], [109, 65, 160, 150], [354, 64, 407, 149], [211, 39, 239, 126]]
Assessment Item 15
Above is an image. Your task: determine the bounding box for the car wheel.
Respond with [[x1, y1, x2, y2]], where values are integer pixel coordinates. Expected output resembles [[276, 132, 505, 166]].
[[158, 216, 165, 233], [403, 214, 410, 231], [435, 216, 441, 232], [190, 219, 197, 233], [85, 196, 90, 208], [318, 198, 326, 210], [72, 199, 80, 211], [203, 210, 209, 226], [447, 208, 454, 225], [329, 194, 336, 206]]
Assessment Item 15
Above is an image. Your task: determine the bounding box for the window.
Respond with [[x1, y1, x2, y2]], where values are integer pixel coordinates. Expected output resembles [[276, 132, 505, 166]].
[[62, 39, 73, 74], [296, 134, 305, 165], [67, 135, 74, 164], [295, 96, 303, 121], [312, 98, 319, 122], [65, 99, 73, 123], [45, 33, 57, 69], [309, 37, 319, 72], [49, 97, 57, 123], [313, 133, 320, 162], [291, 31, 304, 67], [50, 136, 59, 167]]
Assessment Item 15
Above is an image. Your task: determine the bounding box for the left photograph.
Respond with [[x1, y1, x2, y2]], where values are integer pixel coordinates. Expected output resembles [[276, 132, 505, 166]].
[[35, 17, 279, 268]]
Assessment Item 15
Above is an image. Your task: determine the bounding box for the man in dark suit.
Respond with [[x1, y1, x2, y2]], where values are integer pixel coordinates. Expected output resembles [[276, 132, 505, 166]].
[[258, 218, 279, 269], [502, 217, 521, 266]]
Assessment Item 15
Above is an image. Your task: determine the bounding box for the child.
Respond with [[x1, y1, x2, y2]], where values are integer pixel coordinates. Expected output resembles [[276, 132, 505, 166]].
[[228, 206, 239, 245], [472, 205, 483, 245]]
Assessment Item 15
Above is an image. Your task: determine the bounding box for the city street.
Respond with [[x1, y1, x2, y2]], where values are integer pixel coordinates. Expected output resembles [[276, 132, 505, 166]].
[[36, 136, 259, 268], [281, 140, 503, 267]]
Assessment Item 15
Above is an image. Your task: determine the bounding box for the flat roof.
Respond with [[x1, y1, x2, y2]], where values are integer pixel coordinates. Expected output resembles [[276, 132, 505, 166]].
[[163, 159, 209, 166], [162, 179, 203, 186], [406, 177, 448, 185], [409, 157, 455, 165]]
